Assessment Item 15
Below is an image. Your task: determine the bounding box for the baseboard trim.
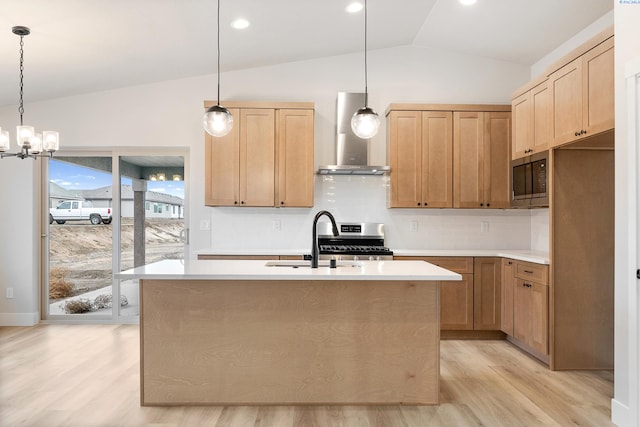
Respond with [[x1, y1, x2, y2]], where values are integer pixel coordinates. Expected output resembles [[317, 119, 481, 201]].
[[0, 311, 39, 326], [612, 398, 633, 427], [440, 330, 506, 340]]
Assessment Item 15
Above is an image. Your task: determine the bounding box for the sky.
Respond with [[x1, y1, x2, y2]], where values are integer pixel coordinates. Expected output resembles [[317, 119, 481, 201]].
[[49, 159, 185, 199]]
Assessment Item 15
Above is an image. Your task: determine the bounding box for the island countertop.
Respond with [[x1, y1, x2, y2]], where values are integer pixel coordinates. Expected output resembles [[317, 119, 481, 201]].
[[117, 259, 462, 281]]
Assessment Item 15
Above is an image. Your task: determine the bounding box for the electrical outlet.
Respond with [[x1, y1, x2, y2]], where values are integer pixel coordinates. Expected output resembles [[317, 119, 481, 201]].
[[481, 221, 489, 233], [199, 220, 210, 231], [6, 288, 13, 299], [272, 220, 281, 231], [410, 221, 418, 232]]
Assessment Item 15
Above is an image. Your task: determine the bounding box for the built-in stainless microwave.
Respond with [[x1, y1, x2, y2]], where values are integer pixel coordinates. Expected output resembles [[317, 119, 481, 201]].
[[511, 151, 548, 208]]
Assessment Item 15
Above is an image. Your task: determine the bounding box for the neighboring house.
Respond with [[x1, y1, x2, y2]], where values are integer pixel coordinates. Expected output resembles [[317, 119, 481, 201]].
[[49, 182, 84, 208], [49, 183, 184, 219]]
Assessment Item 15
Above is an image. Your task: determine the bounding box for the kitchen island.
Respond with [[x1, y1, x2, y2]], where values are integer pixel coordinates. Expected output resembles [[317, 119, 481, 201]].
[[117, 259, 461, 406]]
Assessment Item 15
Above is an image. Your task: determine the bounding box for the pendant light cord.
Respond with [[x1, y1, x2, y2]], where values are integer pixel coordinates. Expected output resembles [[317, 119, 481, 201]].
[[18, 34, 25, 126], [217, 0, 221, 106], [364, 0, 369, 108]]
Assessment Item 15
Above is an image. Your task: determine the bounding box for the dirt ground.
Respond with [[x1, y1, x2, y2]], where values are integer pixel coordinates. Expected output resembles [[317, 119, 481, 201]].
[[48, 218, 184, 301]]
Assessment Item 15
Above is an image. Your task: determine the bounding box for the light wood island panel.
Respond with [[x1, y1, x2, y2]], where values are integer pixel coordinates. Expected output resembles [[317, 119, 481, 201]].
[[140, 278, 440, 406]]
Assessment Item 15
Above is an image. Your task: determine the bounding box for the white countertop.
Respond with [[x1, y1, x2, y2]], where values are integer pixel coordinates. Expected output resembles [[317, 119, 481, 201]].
[[195, 248, 550, 265], [116, 259, 462, 281]]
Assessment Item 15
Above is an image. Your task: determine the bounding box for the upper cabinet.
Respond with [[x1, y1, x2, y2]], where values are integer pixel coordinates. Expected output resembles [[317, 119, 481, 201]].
[[387, 110, 453, 208], [511, 28, 613, 156], [387, 104, 510, 210], [205, 101, 314, 208], [549, 33, 614, 148], [453, 111, 511, 209], [511, 78, 550, 160]]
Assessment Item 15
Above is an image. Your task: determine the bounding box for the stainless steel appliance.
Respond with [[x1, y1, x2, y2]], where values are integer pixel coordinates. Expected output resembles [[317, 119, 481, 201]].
[[511, 150, 549, 208], [315, 222, 394, 260]]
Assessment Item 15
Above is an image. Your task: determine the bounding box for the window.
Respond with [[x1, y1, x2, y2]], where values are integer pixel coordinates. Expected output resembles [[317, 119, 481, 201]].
[[145, 202, 150, 211], [72, 201, 79, 209]]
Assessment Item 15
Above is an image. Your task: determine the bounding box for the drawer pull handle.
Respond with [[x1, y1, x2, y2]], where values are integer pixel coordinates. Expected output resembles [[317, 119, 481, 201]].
[[524, 270, 534, 274]]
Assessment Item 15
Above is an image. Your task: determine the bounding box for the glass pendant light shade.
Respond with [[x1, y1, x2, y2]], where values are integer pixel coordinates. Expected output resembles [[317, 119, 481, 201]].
[[0, 129, 9, 152], [351, 107, 380, 139], [203, 105, 234, 137], [16, 125, 35, 149]]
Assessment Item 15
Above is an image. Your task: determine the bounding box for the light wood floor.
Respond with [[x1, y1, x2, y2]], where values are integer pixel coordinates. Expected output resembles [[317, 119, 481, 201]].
[[0, 325, 614, 427]]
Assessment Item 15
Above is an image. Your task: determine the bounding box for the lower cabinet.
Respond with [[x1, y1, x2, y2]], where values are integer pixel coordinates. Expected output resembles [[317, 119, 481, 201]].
[[501, 259, 515, 336], [394, 256, 501, 331], [514, 278, 549, 356], [506, 259, 549, 357], [473, 257, 502, 330], [425, 257, 474, 330]]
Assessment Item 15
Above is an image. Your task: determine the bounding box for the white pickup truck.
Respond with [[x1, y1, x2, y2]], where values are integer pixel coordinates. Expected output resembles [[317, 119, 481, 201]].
[[49, 200, 113, 225]]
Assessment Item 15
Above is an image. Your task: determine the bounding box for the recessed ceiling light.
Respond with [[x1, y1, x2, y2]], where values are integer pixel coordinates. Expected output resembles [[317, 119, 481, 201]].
[[346, 2, 363, 13], [231, 18, 250, 29], [459, 0, 477, 5]]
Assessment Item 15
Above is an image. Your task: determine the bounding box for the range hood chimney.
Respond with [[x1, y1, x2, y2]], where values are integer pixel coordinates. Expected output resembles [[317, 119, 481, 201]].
[[317, 92, 390, 175]]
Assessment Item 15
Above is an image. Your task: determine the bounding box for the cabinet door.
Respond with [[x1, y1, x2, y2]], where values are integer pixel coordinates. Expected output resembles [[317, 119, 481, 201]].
[[454, 112, 484, 208], [511, 92, 532, 160], [483, 112, 511, 209], [550, 58, 583, 147], [501, 259, 515, 336], [582, 37, 614, 137], [205, 108, 241, 206], [388, 111, 422, 207], [532, 81, 551, 154], [277, 109, 314, 207], [529, 282, 549, 355], [422, 111, 453, 208], [240, 108, 275, 207], [440, 273, 474, 330], [473, 257, 501, 330], [513, 278, 530, 343]]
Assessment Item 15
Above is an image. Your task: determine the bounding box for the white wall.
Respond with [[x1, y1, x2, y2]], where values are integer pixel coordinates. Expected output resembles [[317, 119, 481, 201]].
[[613, 2, 640, 426], [0, 158, 40, 325], [530, 10, 614, 79]]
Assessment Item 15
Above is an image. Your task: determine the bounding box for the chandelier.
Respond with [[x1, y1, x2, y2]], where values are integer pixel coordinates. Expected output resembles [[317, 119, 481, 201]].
[[0, 26, 59, 160]]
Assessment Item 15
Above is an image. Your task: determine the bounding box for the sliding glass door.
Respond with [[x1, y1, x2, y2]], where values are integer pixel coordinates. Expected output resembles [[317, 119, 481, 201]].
[[42, 151, 187, 321]]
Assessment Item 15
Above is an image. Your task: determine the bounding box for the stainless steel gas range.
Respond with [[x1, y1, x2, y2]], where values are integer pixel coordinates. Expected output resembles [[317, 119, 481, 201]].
[[315, 222, 393, 261]]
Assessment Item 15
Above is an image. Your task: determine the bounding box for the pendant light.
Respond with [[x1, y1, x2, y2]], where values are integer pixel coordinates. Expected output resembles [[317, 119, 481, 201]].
[[0, 26, 60, 159], [203, 0, 233, 137], [351, 0, 380, 139]]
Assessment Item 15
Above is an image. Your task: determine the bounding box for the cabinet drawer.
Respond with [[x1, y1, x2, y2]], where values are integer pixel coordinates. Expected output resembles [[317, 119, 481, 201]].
[[425, 257, 474, 274], [514, 261, 548, 285]]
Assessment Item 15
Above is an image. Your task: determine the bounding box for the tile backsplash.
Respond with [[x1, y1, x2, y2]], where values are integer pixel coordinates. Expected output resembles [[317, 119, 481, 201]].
[[204, 176, 539, 253]]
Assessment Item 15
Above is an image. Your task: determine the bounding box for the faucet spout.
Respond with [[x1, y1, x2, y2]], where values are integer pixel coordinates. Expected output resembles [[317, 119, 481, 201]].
[[311, 210, 339, 268]]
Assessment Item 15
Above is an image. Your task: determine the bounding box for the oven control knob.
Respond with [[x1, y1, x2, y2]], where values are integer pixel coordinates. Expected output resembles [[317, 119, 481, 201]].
[[376, 256, 381, 261], [369, 256, 374, 261], [353, 255, 359, 261]]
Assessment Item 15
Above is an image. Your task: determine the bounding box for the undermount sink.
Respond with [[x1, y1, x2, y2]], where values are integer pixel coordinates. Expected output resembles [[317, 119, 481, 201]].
[[264, 260, 363, 268]]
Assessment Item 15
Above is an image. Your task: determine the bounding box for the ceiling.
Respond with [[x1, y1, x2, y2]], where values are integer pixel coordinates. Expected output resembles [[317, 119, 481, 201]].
[[0, 0, 612, 108]]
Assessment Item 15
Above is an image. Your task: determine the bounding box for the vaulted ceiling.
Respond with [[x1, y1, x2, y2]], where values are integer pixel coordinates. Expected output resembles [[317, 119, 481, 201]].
[[0, 0, 612, 107]]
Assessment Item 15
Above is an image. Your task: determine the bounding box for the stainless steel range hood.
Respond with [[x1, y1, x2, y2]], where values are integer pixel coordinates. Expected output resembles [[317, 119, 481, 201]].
[[317, 92, 390, 175]]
